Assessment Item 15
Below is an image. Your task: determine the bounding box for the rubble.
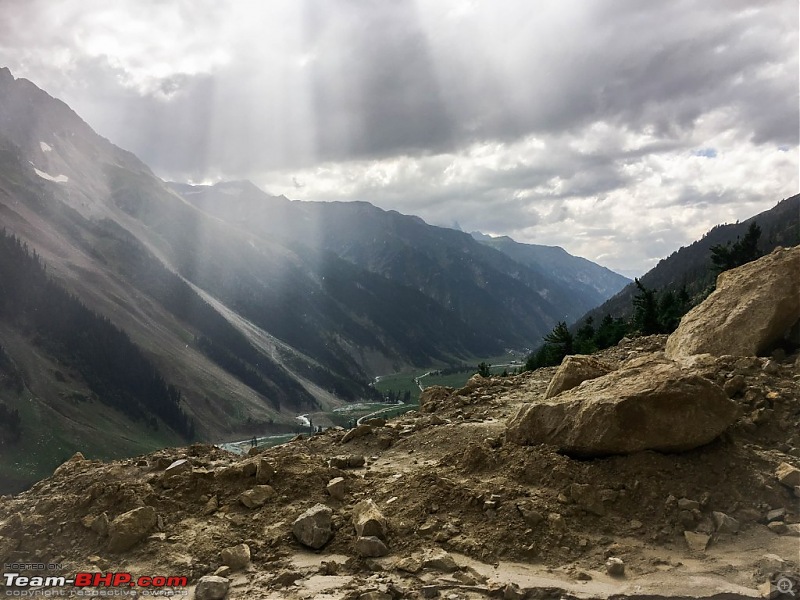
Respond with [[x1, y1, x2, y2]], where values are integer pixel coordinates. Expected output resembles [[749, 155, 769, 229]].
[[0, 275, 798, 600]]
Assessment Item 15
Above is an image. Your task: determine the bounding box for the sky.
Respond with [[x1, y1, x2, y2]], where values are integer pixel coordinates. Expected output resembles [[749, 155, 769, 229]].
[[0, 0, 797, 276]]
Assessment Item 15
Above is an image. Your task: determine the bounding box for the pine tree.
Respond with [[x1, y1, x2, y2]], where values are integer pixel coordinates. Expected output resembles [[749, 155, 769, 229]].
[[632, 279, 661, 335], [710, 222, 762, 274]]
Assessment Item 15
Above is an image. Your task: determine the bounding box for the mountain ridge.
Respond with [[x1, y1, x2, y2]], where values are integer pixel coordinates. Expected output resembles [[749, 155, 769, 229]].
[[0, 67, 628, 490]]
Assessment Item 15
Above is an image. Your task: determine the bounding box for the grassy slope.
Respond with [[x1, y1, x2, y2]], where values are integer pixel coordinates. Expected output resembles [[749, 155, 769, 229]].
[[0, 326, 182, 493]]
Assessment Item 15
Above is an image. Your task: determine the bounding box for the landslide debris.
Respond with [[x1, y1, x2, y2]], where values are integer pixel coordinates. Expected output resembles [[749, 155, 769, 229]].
[[0, 248, 799, 599]]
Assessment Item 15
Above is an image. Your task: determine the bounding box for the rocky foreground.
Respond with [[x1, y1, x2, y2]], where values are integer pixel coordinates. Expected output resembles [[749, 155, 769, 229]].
[[0, 247, 799, 600]]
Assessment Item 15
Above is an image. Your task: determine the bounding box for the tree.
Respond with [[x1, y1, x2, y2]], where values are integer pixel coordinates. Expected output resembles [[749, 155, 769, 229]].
[[476, 362, 491, 377], [574, 316, 597, 354], [525, 321, 575, 371], [710, 222, 762, 274], [632, 278, 661, 335], [544, 321, 574, 356]]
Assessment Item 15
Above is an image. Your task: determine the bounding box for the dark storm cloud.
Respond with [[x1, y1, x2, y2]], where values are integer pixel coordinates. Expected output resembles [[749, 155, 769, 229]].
[[2, 0, 795, 172], [0, 0, 796, 273], [303, 0, 457, 160]]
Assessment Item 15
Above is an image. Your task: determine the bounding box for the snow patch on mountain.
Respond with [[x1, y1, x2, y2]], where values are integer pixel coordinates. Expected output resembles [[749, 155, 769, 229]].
[[33, 167, 68, 183]]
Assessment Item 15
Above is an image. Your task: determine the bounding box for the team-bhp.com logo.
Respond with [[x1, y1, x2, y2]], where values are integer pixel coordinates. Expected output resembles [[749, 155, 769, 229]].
[[3, 571, 188, 596]]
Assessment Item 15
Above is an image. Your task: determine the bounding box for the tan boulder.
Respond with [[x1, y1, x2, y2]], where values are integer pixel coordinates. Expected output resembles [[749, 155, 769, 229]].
[[506, 357, 737, 456], [352, 499, 387, 539], [107, 506, 157, 552], [292, 504, 333, 549], [666, 246, 800, 359], [544, 355, 613, 399]]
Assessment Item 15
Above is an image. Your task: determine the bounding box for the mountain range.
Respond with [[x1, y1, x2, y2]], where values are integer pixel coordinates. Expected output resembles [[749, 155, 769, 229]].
[[0, 67, 629, 490]]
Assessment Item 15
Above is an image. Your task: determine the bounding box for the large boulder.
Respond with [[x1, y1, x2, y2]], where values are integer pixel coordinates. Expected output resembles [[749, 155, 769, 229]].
[[107, 506, 157, 552], [544, 355, 613, 399], [292, 504, 333, 549], [506, 357, 737, 456], [666, 246, 800, 359]]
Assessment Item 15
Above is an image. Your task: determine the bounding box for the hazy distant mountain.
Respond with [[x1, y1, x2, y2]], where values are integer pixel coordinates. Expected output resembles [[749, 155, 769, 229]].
[[0, 66, 626, 488], [577, 193, 800, 326], [170, 181, 626, 347], [469, 232, 630, 307]]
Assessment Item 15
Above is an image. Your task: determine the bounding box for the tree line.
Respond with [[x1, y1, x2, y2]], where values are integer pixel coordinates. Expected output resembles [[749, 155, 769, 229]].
[[525, 222, 763, 371], [0, 230, 194, 439]]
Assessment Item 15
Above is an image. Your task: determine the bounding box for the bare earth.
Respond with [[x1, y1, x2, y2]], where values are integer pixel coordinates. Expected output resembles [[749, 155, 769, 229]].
[[0, 336, 798, 599]]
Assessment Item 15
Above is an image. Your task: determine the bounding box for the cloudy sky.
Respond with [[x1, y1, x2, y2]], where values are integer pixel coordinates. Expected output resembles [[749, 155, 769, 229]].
[[1, 0, 797, 275]]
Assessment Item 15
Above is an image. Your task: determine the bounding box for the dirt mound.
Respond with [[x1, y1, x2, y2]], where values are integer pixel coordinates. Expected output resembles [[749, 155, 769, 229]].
[[1, 336, 799, 599]]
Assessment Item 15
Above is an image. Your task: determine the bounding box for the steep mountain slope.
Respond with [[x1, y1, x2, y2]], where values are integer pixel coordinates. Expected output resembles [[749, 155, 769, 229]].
[[0, 67, 626, 490], [470, 231, 630, 307], [170, 181, 624, 349], [578, 193, 800, 326]]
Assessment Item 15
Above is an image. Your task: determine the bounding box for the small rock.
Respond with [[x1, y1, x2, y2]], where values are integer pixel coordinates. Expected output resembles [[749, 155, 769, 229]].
[[239, 485, 276, 509], [329, 454, 366, 469], [256, 459, 275, 484], [723, 375, 746, 397], [763, 360, 779, 374], [517, 505, 544, 527], [164, 458, 191, 477], [355, 536, 389, 558], [420, 586, 440, 599], [108, 506, 157, 552], [712, 511, 740, 534], [677, 498, 700, 511], [220, 543, 250, 570], [767, 522, 787, 535], [203, 496, 218, 516], [784, 523, 800, 537], [292, 504, 333, 549], [776, 462, 800, 488], [569, 483, 605, 516], [241, 461, 257, 478], [758, 554, 787, 573], [213, 566, 231, 577], [53, 452, 87, 476], [326, 477, 346, 500], [352, 499, 388, 539], [503, 582, 526, 600], [684, 531, 710, 553], [766, 508, 786, 523], [575, 571, 592, 581], [605, 557, 625, 577], [341, 425, 373, 444], [271, 571, 302, 587], [421, 548, 458, 572], [359, 592, 392, 600], [547, 513, 566, 532], [394, 556, 423, 573], [194, 575, 229, 600], [90, 513, 109, 537]]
